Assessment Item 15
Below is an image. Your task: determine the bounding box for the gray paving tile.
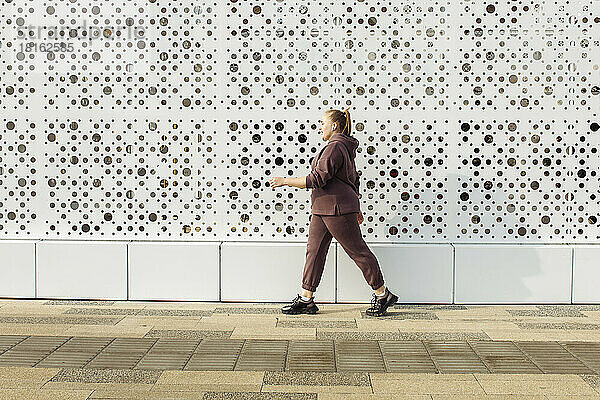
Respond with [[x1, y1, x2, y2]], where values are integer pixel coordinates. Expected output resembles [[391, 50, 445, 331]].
[[145, 330, 232, 339], [50, 367, 161, 383], [516, 341, 595, 374], [379, 340, 437, 373], [4, 332, 600, 377], [317, 331, 403, 341], [507, 309, 587, 317], [0, 353, 51, 367], [82, 338, 157, 369], [1, 335, 72, 367], [65, 308, 212, 316], [85, 354, 148, 369], [0, 335, 27, 353], [102, 338, 158, 353], [133, 338, 199, 370], [57, 337, 114, 349], [276, 320, 357, 328], [36, 354, 99, 368], [515, 322, 600, 330], [214, 307, 282, 315], [44, 300, 116, 306], [562, 342, 600, 373], [469, 340, 542, 374], [202, 393, 316, 400], [397, 332, 491, 341], [335, 341, 385, 372], [393, 305, 468, 310], [0, 335, 29, 342], [188, 354, 238, 371], [134, 352, 191, 370], [580, 374, 600, 390], [360, 311, 439, 320], [185, 339, 243, 371], [138, 309, 213, 317], [264, 371, 370, 386], [9, 336, 70, 351], [35, 337, 113, 368], [195, 339, 245, 355], [286, 340, 335, 372], [538, 305, 600, 312], [64, 308, 142, 315], [235, 340, 288, 372], [0, 316, 122, 325], [150, 338, 201, 353], [424, 341, 489, 374]]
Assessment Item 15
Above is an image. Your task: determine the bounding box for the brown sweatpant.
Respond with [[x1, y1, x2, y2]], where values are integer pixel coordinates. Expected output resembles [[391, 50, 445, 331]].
[[301, 212, 385, 292]]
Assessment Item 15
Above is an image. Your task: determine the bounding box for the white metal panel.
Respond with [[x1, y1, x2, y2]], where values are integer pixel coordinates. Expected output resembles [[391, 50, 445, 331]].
[[573, 246, 600, 304], [221, 242, 336, 302], [36, 241, 127, 300], [455, 245, 572, 304], [336, 244, 453, 303], [0, 241, 35, 298], [128, 242, 219, 301], [0, 2, 595, 244]]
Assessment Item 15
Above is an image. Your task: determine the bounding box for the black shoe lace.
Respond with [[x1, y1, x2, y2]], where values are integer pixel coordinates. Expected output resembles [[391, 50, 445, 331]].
[[370, 293, 379, 310]]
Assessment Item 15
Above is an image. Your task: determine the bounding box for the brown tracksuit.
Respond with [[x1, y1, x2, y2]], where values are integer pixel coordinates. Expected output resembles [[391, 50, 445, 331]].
[[301, 133, 385, 292]]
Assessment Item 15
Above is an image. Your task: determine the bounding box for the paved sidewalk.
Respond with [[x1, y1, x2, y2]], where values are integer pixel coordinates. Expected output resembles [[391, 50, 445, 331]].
[[1, 299, 600, 399]]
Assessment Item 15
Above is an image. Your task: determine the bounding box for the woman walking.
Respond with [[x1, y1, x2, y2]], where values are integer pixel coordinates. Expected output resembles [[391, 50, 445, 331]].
[[269, 108, 398, 317]]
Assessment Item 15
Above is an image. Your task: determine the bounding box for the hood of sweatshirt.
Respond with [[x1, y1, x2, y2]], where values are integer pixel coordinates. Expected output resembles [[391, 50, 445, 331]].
[[328, 132, 359, 158]]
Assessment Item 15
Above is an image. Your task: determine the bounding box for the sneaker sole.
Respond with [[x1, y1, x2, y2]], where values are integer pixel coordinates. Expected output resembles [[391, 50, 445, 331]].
[[281, 306, 319, 315]]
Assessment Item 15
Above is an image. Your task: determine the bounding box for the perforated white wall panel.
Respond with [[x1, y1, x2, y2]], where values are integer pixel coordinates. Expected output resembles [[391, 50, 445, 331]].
[[0, 0, 598, 243]]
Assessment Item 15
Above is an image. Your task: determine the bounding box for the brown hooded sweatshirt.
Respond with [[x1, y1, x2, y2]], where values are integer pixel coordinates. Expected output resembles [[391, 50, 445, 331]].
[[305, 132, 360, 215]]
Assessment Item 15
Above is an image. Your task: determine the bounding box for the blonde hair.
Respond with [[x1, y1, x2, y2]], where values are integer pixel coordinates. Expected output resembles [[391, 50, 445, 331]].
[[325, 107, 352, 136]]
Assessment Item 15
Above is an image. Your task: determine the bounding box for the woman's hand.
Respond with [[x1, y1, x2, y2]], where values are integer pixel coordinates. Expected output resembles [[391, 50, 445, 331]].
[[269, 177, 287, 189], [357, 211, 364, 224]]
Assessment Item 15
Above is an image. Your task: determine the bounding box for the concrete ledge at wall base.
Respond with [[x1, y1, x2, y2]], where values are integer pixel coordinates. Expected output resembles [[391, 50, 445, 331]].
[[220, 242, 336, 303], [128, 242, 219, 301], [0, 241, 596, 304], [36, 241, 127, 300], [454, 244, 572, 304], [573, 246, 600, 304], [0, 241, 35, 298], [336, 244, 453, 304]]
